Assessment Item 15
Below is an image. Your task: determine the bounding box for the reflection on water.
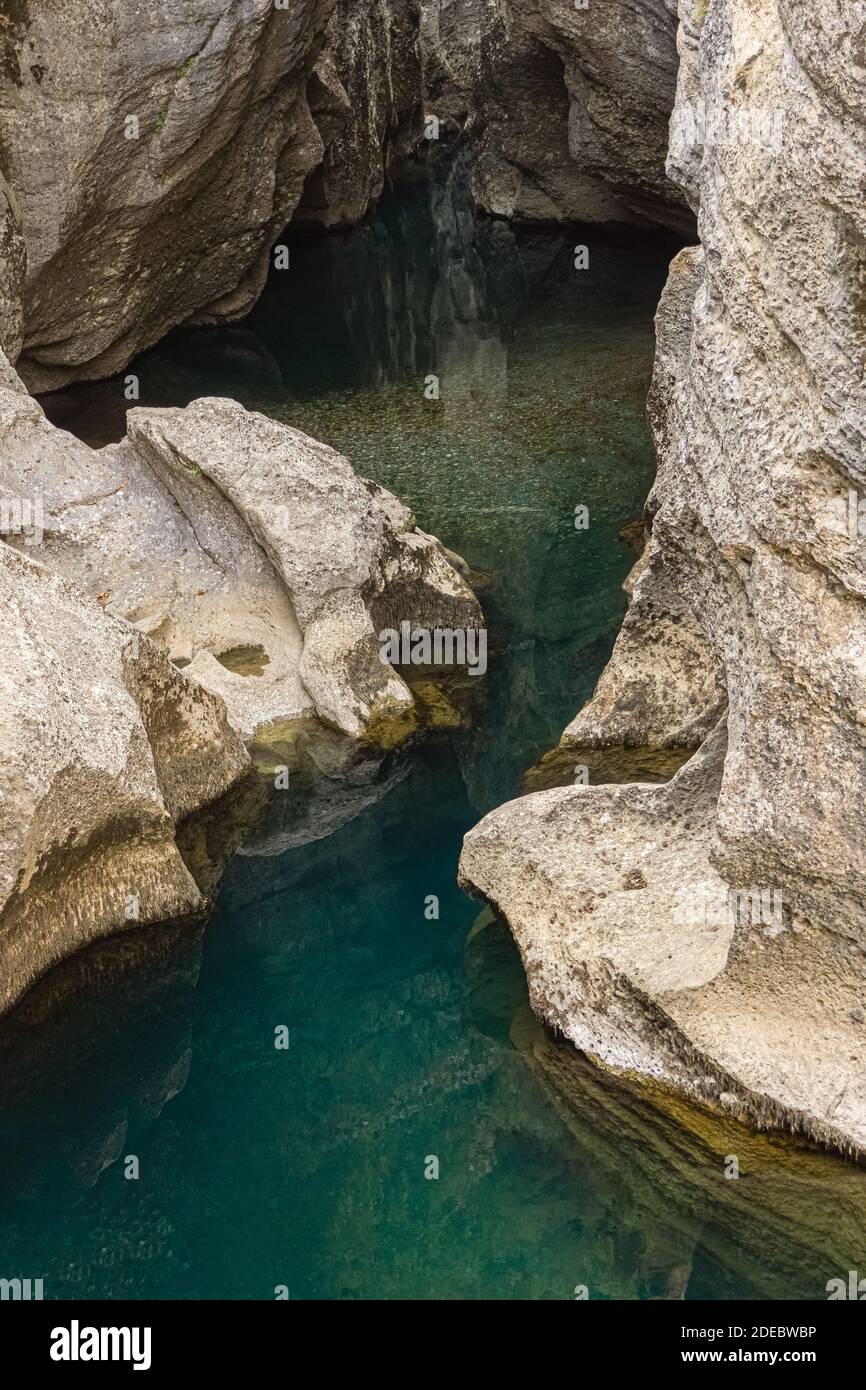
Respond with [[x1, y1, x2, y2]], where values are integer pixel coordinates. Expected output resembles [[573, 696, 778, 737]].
[[2, 871, 865, 1301], [4, 153, 862, 1299], [43, 152, 674, 806]]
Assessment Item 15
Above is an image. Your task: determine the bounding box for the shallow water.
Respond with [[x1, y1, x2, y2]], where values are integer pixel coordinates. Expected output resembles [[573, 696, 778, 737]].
[[4, 156, 864, 1300]]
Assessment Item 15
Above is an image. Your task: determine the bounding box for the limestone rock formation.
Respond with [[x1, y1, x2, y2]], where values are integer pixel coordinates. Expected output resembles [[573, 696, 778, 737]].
[[462, 723, 866, 1155], [0, 173, 24, 362], [0, 0, 690, 392], [469, 0, 692, 231], [561, 539, 727, 750], [461, 0, 866, 1155], [0, 359, 482, 741], [418, 0, 691, 231], [0, 541, 249, 1018], [295, 0, 425, 230], [1, 0, 333, 391], [0, 0, 428, 385], [418, 0, 484, 132]]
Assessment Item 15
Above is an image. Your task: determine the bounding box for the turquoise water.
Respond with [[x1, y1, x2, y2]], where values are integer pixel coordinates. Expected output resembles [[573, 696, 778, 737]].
[[5, 157, 865, 1300]]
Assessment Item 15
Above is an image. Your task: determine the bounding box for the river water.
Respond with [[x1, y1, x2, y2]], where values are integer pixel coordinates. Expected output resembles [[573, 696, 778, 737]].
[[2, 156, 864, 1300]]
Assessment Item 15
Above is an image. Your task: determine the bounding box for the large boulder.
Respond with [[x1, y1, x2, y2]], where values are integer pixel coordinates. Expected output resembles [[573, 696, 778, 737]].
[[461, 0, 866, 1155], [0, 359, 483, 741], [0, 541, 249, 1018]]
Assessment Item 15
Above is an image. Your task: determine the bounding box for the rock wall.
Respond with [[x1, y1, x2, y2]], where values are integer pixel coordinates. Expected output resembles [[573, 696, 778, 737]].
[[0, 0, 428, 385], [0, 0, 334, 390], [295, 0, 425, 230], [468, 0, 692, 231], [417, 0, 484, 130], [0, 0, 688, 388], [0, 173, 24, 361], [461, 0, 866, 1156]]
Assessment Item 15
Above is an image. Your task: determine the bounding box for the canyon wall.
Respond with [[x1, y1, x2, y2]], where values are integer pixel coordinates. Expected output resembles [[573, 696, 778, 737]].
[[295, 0, 425, 230], [0, 0, 336, 390], [0, 172, 23, 361], [0, 0, 687, 388], [461, 0, 866, 1156], [470, 0, 692, 231], [0, 0, 429, 387]]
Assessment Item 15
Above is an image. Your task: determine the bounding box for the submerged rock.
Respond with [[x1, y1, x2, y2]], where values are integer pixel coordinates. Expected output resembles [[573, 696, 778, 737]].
[[0, 542, 249, 1018], [461, 0, 866, 1156], [521, 1001, 866, 1300], [0, 917, 204, 1191]]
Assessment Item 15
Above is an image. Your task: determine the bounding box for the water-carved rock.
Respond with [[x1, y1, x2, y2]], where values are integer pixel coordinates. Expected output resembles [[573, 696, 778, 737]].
[[0, 541, 249, 1018], [0, 360, 482, 742], [1, 0, 333, 391], [461, 0, 866, 1156]]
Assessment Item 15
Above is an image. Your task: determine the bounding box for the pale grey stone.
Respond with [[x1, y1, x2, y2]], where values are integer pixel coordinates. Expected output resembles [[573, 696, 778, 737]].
[[0, 543, 248, 1018], [461, 0, 866, 1156], [2, 0, 333, 390], [0, 358, 482, 741], [467, 0, 692, 231]]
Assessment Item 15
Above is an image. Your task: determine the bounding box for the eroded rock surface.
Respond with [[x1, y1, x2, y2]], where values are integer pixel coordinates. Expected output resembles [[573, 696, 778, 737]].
[[0, 0, 688, 389], [561, 540, 727, 750], [296, 0, 425, 230], [0, 542, 249, 1018], [1, 0, 333, 390], [469, 0, 692, 231], [462, 725, 866, 1154], [0, 173, 24, 362], [0, 359, 482, 741], [462, 0, 866, 1155], [0, 0, 427, 384]]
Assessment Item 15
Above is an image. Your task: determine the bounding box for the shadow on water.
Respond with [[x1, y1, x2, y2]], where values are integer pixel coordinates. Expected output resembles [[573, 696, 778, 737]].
[[4, 152, 862, 1299]]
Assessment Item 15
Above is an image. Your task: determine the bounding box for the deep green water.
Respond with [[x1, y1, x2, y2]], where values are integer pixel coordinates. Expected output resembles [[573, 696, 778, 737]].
[[3, 158, 865, 1301]]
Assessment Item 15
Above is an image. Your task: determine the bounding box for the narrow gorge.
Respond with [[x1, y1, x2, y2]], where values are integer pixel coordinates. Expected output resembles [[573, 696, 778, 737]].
[[0, 0, 864, 1307]]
